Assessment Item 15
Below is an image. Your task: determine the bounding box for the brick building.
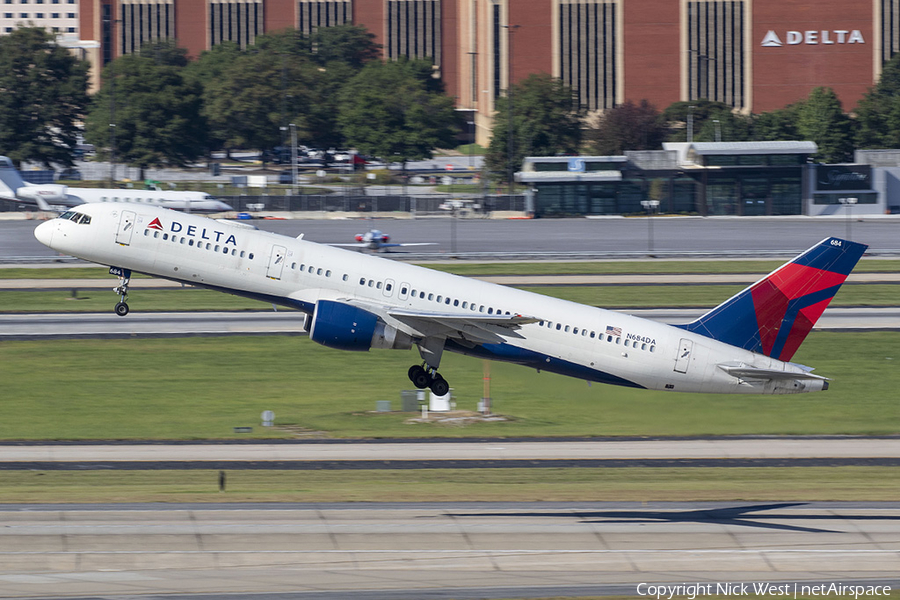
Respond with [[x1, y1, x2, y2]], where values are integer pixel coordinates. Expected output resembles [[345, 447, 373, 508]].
[[72, 0, 897, 144]]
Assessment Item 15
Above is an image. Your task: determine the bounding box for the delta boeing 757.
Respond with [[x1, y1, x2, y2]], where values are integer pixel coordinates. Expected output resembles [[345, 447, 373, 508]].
[[34, 203, 867, 396]]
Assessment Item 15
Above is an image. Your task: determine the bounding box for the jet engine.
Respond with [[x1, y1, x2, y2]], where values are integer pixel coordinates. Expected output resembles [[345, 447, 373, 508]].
[[309, 299, 413, 352]]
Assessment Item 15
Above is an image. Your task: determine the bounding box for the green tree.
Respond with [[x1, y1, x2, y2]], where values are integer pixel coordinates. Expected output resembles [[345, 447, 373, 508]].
[[587, 99, 667, 155], [796, 87, 855, 163], [84, 41, 207, 173], [308, 24, 380, 70], [0, 26, 89, 167], [485, 74, 585, 181], [338, 58, 458, 164], [186, 42, 244, 155], [752, 106, 800, 141], [200, 44, 314, 154], [855, 53, 900, 149]]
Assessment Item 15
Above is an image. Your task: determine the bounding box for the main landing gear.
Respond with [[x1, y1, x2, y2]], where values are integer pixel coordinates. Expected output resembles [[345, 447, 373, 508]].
[[408, 363, 450, 396], [112, 271, 131, 317]]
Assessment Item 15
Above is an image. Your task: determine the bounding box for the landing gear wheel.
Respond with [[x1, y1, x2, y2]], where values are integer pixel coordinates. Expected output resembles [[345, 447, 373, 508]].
[[114, 302, 129, 317], [409, 365, 430, 389], [430, 376, 449, 396]]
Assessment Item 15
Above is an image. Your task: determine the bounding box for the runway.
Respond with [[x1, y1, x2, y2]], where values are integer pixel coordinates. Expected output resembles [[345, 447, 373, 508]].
[[3, 215, 900, 261], [0, 502, 898, 599], [1, 307, 897, 341]]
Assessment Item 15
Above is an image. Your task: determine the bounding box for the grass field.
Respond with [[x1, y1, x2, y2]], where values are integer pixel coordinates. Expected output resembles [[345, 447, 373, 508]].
[[1, 332, 897, 439], [1, 467, 898, 503]]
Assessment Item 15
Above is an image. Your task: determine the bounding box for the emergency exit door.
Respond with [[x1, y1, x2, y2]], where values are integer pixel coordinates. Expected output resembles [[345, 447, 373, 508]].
[[116, 210, 136, 245], [267, 245, 287, 280], [674, 338, 693, 373]]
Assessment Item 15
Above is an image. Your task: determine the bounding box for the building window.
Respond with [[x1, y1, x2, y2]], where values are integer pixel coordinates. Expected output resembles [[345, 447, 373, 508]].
[[386, 0, 441, 70], [209, 0, 262, 49], [882, 0, 900, 65], [297, 0, 349, 35], [121, 0, 176, 55], [558, 0, 619, 110], [686, 0, 746, 109]]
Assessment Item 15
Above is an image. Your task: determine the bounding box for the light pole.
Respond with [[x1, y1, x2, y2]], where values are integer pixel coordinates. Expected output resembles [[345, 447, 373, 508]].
[[503, 24, 520, 205], [713, 119, 721, 142], [839, 197, 858, 240], [641, 200, 660, 254], [687, 105, 696, 143]]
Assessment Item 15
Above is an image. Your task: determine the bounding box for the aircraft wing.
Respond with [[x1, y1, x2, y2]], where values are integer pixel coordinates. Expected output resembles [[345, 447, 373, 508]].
[[345, 299, 539, 344], [717, 363, 829, 382]]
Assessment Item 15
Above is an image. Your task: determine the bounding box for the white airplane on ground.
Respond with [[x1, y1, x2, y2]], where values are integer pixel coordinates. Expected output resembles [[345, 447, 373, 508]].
[[331, 229, 438, 252], [34, 203, 867, 397], [0, 156, 232, 212]]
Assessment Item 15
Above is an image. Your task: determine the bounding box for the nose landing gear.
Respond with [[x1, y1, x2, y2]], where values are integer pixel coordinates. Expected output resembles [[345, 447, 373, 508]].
[[110, 267, 131, 317], [408, 363, 450, 396]]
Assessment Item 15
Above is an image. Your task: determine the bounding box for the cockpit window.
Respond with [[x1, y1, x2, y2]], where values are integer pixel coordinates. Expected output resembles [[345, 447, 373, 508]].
[[57, 211, 91, 224]]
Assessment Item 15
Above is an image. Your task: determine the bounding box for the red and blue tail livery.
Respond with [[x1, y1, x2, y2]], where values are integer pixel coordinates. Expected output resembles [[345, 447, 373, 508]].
[[678, 237, 867, 361]]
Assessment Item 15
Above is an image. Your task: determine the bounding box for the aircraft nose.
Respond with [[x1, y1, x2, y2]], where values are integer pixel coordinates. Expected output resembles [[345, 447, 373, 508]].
[[33, 220, 55, 248]]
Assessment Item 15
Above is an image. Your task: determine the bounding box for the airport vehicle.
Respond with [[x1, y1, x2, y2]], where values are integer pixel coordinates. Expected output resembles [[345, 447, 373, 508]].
[[0, 156, 232, 212], [332, 229, 439, 252], [33, 203, 867, 396]]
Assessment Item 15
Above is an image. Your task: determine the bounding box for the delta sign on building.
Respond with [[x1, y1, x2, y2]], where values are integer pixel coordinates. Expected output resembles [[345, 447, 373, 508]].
[[751, 0, 875, 113]]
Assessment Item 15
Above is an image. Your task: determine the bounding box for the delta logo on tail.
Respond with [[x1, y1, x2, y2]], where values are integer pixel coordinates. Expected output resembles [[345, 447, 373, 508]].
[[148, 218, 164, 231], [678, 237, 867, 362]]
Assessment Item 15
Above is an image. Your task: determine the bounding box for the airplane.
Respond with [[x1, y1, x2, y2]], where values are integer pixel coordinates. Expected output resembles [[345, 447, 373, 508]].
[[0, 156, 232, 213], [33, 202, 867, 397], [331, 229, 438, 252]]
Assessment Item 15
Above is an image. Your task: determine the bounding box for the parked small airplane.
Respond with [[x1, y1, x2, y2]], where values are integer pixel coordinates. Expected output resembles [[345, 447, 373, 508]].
[[33, 203, 867, 397], [0, 156, 232, 212], [331, 229, 438, 252]]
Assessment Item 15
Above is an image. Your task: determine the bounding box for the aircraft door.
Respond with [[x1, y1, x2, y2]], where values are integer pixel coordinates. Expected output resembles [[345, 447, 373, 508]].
[[674, 338, 693, 373], [116, 210, 136, 245], [267, 245, 287, 280]]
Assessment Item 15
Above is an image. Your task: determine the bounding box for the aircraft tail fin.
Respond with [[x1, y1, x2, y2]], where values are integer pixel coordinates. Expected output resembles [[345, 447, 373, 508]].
[[0, 156, 27, 197], [677, 237, 868, 361]]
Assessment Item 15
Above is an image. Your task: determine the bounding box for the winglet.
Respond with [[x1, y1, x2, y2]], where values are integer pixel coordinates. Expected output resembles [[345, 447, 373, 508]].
[[677, 237, 867, 361]]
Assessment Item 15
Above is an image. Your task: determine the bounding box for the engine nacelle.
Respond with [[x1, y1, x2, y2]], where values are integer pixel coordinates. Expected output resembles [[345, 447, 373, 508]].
[[309, 300, 413, 352]]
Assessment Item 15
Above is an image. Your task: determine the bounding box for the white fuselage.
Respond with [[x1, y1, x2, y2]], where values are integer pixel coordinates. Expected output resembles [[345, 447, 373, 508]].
[[34, 204, 822, 394]]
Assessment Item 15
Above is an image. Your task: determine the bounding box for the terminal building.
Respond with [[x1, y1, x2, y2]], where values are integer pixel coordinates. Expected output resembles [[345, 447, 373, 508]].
[[518, 142, 895, 217], [23, 0, 893, 144]]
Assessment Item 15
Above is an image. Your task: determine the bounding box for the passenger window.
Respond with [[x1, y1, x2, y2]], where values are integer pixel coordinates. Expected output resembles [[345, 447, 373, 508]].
[[163, 233, 168, 240], [215, 245, 220, 252], [232, 249, 236, 256], [223, 247, 228, 254], [428, 293, 433, 301], [240, 250, 244, 257], [462, 302, 468, 309], [144, 230, 149, 236], [291, 263, 296, 269], [360, 278, 366, 285], [377, 282, 382, 289], [641, 343, 647, 350], [650, 346, 655, 352], [436, 295, 442, 302], [573, 327, 578, 334], [326, 270, 331, 277], [479, 306, 485, 313], [488, 308, 493, 314], [420, 291, 426, 299], [454, 299, 459, 307], [565, 325, 570, 332], [300, 264, 305, 271], [180, 238, 185, 244], [368, 280, 374, 287], [582, 330, 587, 336], [556, 324, 561, 330], [590, 331, 595, 338], [343, 274, 349, 281], [308, 266, 314, 273], [248, 252, 254, 259], [445, 297, 450, 304], [624, 340, 630, 347], [317, 268, 322, 275], [401, 287, 408, 295], [386, 283, 392, 291]]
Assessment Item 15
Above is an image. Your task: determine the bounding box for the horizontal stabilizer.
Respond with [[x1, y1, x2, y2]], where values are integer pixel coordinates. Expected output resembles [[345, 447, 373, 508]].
[[717, 363, 828, 382]]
